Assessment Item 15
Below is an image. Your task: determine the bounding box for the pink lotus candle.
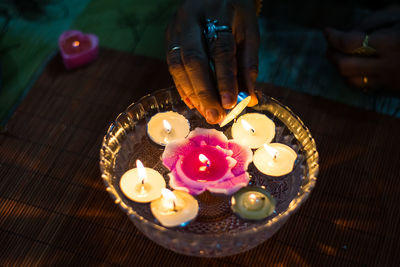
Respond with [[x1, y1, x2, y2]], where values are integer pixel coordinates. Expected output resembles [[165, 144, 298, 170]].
[[58, 30, 99, 70], [162, 128, 253, 195], [180, 147, 229, 182]]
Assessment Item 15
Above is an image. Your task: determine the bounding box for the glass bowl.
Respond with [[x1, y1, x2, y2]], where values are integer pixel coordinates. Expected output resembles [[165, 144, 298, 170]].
[[100, 87, 319, 257]]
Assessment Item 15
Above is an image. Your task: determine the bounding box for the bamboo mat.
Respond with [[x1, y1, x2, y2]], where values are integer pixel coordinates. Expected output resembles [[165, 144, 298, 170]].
[[1, 48, 399, 266]]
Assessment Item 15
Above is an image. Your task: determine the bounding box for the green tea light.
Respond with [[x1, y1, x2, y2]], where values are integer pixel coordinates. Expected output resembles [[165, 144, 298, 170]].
[[231, 187, 276, 220]]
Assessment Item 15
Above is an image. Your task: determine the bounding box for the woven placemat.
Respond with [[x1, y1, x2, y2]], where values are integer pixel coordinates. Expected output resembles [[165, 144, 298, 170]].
[[0, 48, 399, 266]]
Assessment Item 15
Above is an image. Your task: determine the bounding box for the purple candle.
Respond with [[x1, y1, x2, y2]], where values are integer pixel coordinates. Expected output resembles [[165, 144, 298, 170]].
[[162, 128, 253, 195], [58, 30, 99, 70]]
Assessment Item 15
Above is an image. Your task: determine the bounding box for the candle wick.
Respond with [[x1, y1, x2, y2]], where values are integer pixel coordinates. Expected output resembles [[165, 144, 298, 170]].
[[173, 200, 177, 212], [273, 153, 277, 160], [250, 128, 255, 134], [139, 184, 146, 195], [141, 178, 144, 185]]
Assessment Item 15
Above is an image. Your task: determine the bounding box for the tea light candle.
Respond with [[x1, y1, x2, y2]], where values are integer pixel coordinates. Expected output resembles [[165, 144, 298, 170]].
[[120, 160, 166, 203], [151, 189, 199, 227], [147, 111, 190, 146], [219, 92, 252, 127], [231, 187, 276, 220], [231, 113, 276, 149], [58, 30, 99, 70], [253, 143, 297, 176], [177, 146, 229, 183]]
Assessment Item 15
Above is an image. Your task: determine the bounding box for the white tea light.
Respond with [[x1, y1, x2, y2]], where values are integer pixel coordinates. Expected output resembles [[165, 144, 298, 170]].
[[253, 143, 297, 176], [120, 160, 166, 203], [151, 189, 199, 227], [147, 111, 190, 146], [231, 113, 276, 149]]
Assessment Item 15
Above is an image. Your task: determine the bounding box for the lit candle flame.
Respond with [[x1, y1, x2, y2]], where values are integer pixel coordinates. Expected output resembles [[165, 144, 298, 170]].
[[161, 188, 177, 211], [72, 41, 80, 47], [163, 119, 172, 134], [136, 160, 147, 184], [241, 119, 255, 134], [198, 154, 210, 171], [248, 193, 257, 205], [263, 144, 278, 160]]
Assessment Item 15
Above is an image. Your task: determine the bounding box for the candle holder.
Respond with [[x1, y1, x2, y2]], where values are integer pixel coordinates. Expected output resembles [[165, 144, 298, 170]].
[[100, 87, 319, 257]]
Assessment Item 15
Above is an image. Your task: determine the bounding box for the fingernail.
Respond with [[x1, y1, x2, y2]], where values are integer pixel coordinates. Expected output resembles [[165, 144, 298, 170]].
[[248, 94, 258, 107], [221, 93, 235, 109], [206, 109, 220, 123]]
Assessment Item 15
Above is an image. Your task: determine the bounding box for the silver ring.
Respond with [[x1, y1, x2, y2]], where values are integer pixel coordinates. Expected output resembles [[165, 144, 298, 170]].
[[203, 19, 231, 44], [169, 46, 181, 53]]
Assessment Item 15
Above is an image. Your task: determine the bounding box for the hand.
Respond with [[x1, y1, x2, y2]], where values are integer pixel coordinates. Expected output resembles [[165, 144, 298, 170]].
[[324, 6, 400, 93], [165, 0, 259, 124]]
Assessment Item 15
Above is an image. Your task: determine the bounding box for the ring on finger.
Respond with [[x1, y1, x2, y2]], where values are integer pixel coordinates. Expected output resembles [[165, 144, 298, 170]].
[[351, 35, 378, 56], [169, 46, 181, 54], [203, 19, 231, 49]]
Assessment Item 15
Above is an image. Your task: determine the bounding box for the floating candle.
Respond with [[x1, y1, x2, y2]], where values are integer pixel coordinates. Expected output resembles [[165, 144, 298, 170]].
[[178, 146, 230, 183], [147, 111, 190, 146], [162, 128, 252, 195], [150, 189, 199, 227], [219, 92, 252, 127], [58, 30, 99, 70], [119, 160, 166, 203], [231, 187, 276, 220], [231, 113, 276, 149], [253, 143, 297, 176]]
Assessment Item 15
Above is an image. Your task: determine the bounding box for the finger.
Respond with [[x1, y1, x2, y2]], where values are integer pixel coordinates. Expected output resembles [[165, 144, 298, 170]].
[[167, 50, 198, 109], [237, 29, 259, 107], [353, 6, 400, 32], [346, 76, 381, 90], [325, 27, 400, 53], [368, 28, 400, 51], [180, 27, 225, 124], [324, 28, 365, 54], [166, 22, 198, 110], [211, 32, 238, 109], [327, 48, 380, 77], [174, 79, 194, 109]]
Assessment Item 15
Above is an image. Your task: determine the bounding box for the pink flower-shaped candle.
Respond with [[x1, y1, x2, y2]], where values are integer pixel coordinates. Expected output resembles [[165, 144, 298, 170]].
[[162, 128, 253, 195]]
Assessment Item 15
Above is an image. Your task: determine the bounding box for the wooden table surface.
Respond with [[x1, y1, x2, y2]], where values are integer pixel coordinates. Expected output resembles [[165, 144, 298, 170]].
[[0, 48, 399, 266]]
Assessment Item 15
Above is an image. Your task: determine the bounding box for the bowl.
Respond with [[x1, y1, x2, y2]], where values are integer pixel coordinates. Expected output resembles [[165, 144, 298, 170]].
[[100, 87, 319, 257]]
